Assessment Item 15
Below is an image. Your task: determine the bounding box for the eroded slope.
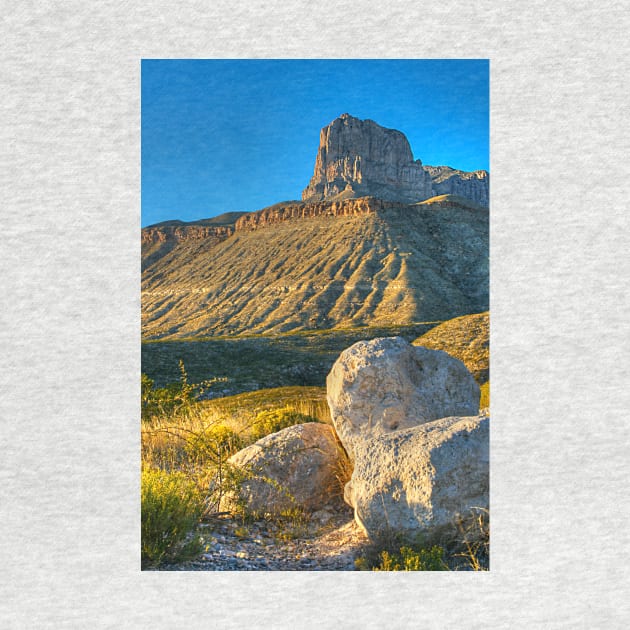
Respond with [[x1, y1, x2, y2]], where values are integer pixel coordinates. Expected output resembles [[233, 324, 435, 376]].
[[142, 200, 488, 339]]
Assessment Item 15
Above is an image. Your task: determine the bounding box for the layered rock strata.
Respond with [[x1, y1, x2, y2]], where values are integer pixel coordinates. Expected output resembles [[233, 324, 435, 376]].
[[141, 224, 234, 271], [424, 166, 489, 207], [142, 224, 233, 245], [234, 197, 406, 231]]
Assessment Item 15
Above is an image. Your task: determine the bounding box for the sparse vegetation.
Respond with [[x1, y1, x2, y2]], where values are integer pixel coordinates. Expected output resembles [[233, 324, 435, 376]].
[[141, 314, 490, 570], [140, 365, 337, 568], [372, 545, 448, 571], [354, 527, 447, 571], [142, 324, 437, 395], [354, 505, 489, 571], [141, 468, 205, 568], [413, 311, 489, 385], [249, 407, 317, 441]]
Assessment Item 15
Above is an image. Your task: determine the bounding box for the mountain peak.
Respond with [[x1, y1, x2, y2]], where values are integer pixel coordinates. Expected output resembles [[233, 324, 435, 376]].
[[301, 114, 433, 203]]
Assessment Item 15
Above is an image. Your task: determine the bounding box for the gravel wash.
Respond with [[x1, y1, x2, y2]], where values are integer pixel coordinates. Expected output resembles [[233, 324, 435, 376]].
[[155, 503, 369, 571]]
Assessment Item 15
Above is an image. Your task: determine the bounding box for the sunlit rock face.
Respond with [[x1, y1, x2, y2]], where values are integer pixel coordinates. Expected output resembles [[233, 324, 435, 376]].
[[301, 114, 434, 203]]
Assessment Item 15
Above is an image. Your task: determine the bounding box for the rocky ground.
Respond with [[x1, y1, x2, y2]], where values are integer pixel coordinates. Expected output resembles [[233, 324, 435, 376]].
[[156, 500, 369, 571]]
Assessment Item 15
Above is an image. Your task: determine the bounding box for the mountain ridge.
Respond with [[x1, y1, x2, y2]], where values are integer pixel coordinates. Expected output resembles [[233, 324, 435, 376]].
[[141, 114, 488, 339], [142, 196, 488, 339]]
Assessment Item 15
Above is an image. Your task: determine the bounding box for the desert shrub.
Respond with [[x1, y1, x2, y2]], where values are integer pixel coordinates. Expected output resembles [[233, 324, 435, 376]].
[[354, 527, 449, 571], [452, 507, 490, 571], [204, 461, 252, 517], [355, 540, 447, 572], [479, 381, 490, 410], [141, 468, 204, 568], [273, 506, 309, 542], [249, 407, 318, 441], [184, 424, 243, 463], [373, 545, 448, 571], [142, 361, 225, 423]]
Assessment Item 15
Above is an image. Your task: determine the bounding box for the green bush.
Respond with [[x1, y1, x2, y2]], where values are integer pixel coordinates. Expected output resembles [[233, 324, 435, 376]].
[[141, 368, 193, 422], [355, 543, 447, 571], [374, 545, 448, 571], [141, 468, 204, 568], [250, 407, 317, 441]]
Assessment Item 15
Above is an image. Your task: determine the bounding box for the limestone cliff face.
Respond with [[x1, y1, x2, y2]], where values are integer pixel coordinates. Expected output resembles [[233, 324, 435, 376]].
[[142, 224, 233, 245], [424, 166, 489, 207], [301, 114, 433, 203], [235, 197, 406, 231]]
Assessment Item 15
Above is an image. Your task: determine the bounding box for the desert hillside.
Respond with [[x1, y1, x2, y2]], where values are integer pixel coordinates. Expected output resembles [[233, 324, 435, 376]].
[[142, 196, 488, 339]]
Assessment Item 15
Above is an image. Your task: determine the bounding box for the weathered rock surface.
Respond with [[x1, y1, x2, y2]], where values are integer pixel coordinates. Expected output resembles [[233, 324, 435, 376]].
[[222, 422, 341, 516], [234, 197, 405, 231], [346, 414, 489, 543], [327, 337, 480, 460], [424, 165, 489, 207], [302, 113, 434, 203]]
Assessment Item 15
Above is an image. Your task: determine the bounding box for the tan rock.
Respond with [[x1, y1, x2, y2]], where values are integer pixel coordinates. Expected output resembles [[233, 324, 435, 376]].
[[326, 337, 480, 460], [347, 414, 489, 544], [222, 422, 341, 516]]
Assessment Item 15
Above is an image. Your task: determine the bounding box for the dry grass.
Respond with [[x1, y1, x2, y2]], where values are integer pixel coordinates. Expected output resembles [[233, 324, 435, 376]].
[[141, 385, 335, 496], [413, 311, 489, 385]]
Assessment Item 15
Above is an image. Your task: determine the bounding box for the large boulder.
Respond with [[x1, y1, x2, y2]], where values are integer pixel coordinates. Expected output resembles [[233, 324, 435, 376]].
[[221, 422, 341, 516], [346, 414, 489, 543], [326, 337, 479, 460]]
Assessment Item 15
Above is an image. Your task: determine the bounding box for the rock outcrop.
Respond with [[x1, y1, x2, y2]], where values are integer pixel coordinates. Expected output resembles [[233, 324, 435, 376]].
[[141, 218, 238, 270], [221, 423, 341, 516], [301, 113, 434, 203], [326, 337, 480, 460], [301, 114, 488, 206], [424, 165, 489, 207], [346, 414, 489, 543], [234, 197, 406, 231]]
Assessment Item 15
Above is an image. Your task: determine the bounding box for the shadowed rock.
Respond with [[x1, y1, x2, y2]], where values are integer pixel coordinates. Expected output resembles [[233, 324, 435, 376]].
[[346, 414, 489, 544], [221, 422, 341, 516]]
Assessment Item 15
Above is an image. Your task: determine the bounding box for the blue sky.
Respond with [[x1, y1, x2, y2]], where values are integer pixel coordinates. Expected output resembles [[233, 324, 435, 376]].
[[141, 59, 488, 227]]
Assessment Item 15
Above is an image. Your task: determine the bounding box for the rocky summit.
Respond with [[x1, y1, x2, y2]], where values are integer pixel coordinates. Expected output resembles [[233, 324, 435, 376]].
[[301, 113, 488, 206], [301, 113, 433, 203]]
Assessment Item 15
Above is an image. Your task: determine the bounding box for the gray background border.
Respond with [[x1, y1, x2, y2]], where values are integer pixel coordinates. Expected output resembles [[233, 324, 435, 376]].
[[2, 1, 629, 627]]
